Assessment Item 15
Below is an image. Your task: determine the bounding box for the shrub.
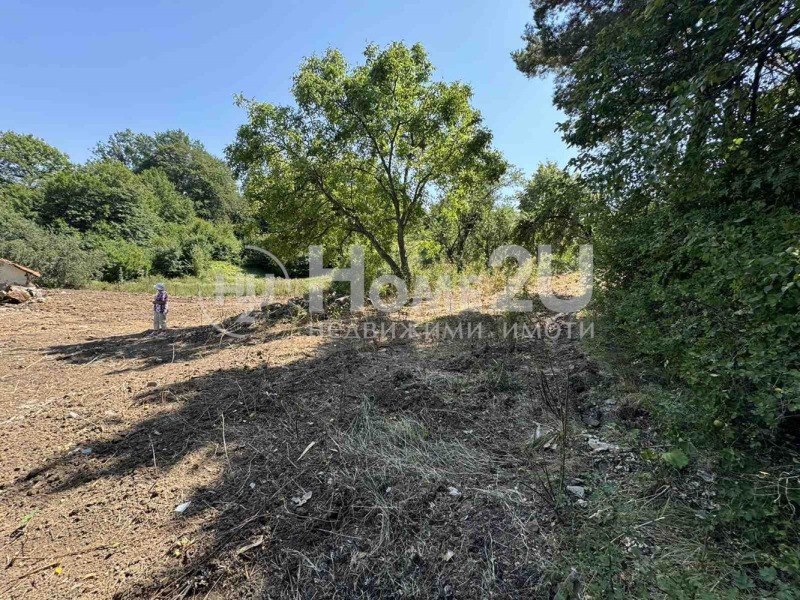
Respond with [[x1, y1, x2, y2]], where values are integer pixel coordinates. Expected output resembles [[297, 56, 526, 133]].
[[0, 206, 103, 287], [99, 239, 152, 282], [185, 218, 241, 262], [152, 241, 191, 278], [150, 218, 240, 278], [188, 243, 211, 275], [598, 201, 800, 446]]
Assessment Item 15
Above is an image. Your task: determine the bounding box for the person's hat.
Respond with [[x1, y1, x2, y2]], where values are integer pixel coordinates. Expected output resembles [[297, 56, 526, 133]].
[[154, 283, 166, 291]]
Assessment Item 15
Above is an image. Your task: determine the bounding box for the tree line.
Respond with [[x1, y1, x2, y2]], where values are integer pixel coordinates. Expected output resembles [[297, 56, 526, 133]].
[[0, 129, 245, 286], [1, 43, 588, 289]]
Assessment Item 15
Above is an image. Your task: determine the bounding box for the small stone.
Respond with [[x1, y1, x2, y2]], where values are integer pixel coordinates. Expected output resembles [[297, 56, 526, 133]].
[[581, 408, 601, 428], [566, 485, 585, 498], [586, 435, 621, 453]]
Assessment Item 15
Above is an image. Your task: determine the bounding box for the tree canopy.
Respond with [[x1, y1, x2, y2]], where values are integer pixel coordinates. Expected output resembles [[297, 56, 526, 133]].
[[513, 0, 800, 206], [0, 131, 70, 187], [515, 162, 595, 254], [94, 129, 244, 222], [228, 42, 507, 281], [41, 160, 159, 241]]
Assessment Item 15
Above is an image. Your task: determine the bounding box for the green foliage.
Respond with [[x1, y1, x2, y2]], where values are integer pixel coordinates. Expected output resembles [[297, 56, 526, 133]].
[[600, 202, 800, 443], [660, 448, 689, 470], [467, 204, 518, 267], [138, 167, 196, 222], [0, 131, 70, 219], [0, 131, 70, 187], [98, 238, 152, 282], [0, 205, 102, 287], [427, 169, 520, 271], [0, 182, 44, 219], [151, 218, 241, 277], [95, 129, 243, 222], [515, 162, 598, 254], [516, 1, 800, 444], [40, 160, 159, 241], [514, 0, 800, 205], [228, 42, 506, 281], [91, 129, 155, 172], [0, 129, 246, 285], [515, 0, 800, 587]]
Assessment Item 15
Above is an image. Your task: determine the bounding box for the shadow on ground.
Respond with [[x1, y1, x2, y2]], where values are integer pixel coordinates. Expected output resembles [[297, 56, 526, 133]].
[[47, 315, 308, 373], [15, 312, 585, 598]]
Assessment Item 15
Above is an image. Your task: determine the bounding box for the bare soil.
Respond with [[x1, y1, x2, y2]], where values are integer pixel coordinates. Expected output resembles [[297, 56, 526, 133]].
[[0, 289, 597, 599]]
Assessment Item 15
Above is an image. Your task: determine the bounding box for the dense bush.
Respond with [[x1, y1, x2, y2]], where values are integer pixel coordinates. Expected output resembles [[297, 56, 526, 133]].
[[151, 243, 190, 278], [0, 206, 103, 287], [150, 219, 239, 277], [185, 218, 241, 262], [599, 202, 800, 444], [98, 238, 153, 282]]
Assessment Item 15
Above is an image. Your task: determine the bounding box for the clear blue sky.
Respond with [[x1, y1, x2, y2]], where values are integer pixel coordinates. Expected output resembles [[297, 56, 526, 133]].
[[1, 0, 572, 175]]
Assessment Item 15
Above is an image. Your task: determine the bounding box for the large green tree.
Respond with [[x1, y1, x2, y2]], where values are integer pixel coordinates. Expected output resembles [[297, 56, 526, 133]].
[[41, 160, 159, 241], [514, 0, 800, 205], [515, 162, 596, 254], [94, 129, 243, 222], [227, 42, 506, 281], [0, 132, 71, 217], [138, 167, 196, 222], [91, 129, 155, 172], [0, 131, 70, 187]]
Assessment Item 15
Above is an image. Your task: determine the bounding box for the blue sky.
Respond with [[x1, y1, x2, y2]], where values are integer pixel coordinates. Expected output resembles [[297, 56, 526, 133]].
[[1, 0, 572, 175]]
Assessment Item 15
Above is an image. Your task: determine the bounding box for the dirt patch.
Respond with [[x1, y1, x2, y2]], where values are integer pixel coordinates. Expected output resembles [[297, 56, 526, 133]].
[[0, 289, 596, 598]]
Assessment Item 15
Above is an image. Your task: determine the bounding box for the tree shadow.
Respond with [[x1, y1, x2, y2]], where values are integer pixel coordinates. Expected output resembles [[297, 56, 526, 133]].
[[13, 314, 428, 597], [13, 310, 571, 598], [47, 314, 312, 373]]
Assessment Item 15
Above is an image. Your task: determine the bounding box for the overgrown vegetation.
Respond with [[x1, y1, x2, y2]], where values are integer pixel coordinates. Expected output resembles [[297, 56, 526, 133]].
[[515, 0, 800, 593], [0, 129, 246, 286]]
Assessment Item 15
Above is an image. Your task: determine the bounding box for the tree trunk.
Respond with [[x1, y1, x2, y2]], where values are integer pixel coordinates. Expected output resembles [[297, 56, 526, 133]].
[[396, 222, 412, 283], [353, 225, 405, 281]]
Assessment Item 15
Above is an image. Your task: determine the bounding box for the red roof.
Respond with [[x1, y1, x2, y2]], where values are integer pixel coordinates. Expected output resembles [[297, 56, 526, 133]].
[[0, 258, 41, 278]]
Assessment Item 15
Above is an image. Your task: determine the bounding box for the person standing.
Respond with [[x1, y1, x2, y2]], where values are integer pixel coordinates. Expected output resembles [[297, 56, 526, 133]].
[[152, 283, 169, 334]]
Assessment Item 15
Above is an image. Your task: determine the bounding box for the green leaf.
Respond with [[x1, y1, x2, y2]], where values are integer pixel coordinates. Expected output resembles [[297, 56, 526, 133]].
[[661, 448, 689, 470]]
